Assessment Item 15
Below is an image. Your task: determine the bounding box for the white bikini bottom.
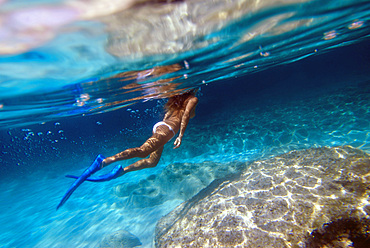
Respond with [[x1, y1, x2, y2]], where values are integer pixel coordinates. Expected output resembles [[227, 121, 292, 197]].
[[153, 121, 176, 137]]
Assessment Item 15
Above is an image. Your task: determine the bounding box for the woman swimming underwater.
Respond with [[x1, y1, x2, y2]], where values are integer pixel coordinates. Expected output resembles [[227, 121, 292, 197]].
[[57, 89, 198, 209], [103, 89, 198, 173]]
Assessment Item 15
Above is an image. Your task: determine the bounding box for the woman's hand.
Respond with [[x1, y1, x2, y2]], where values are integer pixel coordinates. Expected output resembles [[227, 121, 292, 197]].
[[173, 136, 182, 149]]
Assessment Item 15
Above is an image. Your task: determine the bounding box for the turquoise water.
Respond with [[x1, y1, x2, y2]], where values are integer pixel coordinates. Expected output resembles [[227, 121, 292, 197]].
[[0, 0, 370, 247]]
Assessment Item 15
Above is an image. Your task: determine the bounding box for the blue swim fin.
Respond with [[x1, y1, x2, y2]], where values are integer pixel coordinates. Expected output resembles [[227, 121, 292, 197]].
[[65, 164, 125, 182], [57, 154, 105, 210]]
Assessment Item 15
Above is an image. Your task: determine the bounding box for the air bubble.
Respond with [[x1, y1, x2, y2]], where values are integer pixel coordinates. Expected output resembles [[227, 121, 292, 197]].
[[259, 51, 270, 57], [75, 100, 85, 107], [323, 30, 338, 40], [79, 93, 90, 101], [348, 20, 364, 30]]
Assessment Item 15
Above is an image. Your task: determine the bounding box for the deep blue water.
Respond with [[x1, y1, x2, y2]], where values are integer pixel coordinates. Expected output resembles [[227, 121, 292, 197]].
[[0, 1, 370, 247]]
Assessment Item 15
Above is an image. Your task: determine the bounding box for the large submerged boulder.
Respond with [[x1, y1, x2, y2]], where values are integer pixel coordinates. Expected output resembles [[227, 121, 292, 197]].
[[155, 146, 370, 247]]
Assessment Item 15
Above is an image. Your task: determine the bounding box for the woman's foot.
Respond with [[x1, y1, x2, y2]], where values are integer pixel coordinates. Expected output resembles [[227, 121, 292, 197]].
[[102, 157, 115, 168]]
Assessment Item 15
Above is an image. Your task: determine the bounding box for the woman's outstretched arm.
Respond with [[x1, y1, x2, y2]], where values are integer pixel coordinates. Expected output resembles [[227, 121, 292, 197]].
[[173, 96, 198, 149]]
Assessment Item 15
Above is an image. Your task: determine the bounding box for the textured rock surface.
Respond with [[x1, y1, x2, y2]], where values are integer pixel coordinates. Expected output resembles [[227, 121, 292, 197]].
[[155, 146, 370, 247], [99, 230, 142, 248]]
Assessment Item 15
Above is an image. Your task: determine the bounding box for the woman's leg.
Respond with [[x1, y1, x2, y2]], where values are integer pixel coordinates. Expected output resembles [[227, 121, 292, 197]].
[[124, 146, 164, 172], [103, 125, 173, 167]]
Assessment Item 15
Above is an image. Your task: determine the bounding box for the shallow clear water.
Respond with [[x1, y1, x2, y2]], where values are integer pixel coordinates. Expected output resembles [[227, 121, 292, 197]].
[[0, 0, 370, 247]]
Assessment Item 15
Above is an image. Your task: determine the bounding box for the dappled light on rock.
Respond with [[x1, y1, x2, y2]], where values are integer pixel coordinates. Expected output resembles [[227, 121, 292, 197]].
[[155, 146, 370, 247]]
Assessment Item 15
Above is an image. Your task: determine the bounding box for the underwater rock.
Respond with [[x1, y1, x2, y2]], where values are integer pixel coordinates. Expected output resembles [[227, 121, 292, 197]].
[[155, 146, 370, 247], [305, 217, 370, 248], [99, 230, 142, 248], [112, 160, 246, 208]]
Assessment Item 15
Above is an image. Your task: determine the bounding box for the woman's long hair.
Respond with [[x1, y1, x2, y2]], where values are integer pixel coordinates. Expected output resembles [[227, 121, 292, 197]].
[[165, 89, 196, 113]]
